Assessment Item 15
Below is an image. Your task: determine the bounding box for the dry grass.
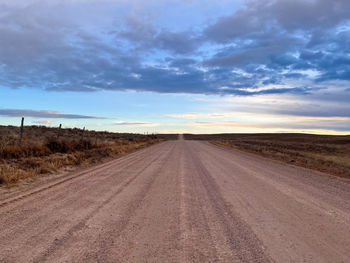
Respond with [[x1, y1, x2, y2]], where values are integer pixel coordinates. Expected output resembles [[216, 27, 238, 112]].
[[0, 125, 164, 185], [184, 133, 350, 179]]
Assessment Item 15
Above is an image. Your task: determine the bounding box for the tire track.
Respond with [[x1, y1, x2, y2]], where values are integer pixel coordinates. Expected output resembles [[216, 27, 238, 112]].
[[186, 143, 272, 263], [0, 142, 166, 209], [34, 143, 175, 262], [90, 143, 178, 262], [179, 145, 190, 263]]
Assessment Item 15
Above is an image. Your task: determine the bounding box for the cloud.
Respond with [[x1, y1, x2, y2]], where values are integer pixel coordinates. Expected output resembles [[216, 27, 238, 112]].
[[204, 0, 350, 43], [159, 129, 189, 134], [215, 86, 350, 120], [201, 0, 350, 89], [167, 113, 230, 119], [32, 120, 55, 125], [114, 121, 159, 127], [0, 0, 349, 99], [190, 121, 266, 129], [0, 109, 105, 119], [0, 0, 349, 134], [189, 116, 350, 131], [118, 15, 201, 55]]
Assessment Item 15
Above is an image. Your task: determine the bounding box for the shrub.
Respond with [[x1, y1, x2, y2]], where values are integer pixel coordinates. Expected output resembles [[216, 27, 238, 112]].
[[0, 144, 50, 159], [73, 139, 93, 151], [46, 139, 69, 153], [0, 125, 162, 185], [45, 138, 93, 153]]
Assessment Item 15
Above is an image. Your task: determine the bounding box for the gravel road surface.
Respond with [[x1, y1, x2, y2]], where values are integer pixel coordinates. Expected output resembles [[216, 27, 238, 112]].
[[1, 138, 349, 262]]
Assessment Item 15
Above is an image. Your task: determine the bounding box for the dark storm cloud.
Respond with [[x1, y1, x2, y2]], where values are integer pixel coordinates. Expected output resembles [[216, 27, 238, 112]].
[[0, 0, 349, 97], [0, 109, 105, 119]]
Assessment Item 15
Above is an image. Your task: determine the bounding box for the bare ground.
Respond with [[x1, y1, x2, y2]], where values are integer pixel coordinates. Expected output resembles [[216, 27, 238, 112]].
[[0, 138, 349, 262]]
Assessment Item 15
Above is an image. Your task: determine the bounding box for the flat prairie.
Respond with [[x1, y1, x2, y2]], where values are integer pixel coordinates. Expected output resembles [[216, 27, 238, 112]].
[[185, 133, 350, 179]]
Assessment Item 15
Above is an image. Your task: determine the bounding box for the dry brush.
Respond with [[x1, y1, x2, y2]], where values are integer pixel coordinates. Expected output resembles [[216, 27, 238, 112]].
[[0, 125, 163, 185]]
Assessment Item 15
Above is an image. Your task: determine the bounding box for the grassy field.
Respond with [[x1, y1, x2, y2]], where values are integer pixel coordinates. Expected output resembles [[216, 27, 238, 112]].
[[184, 133, 350, 179], [0, 125, 165, 185]]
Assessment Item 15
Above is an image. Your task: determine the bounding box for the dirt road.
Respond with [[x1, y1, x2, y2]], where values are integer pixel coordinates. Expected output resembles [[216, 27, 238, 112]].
[[1, 138, 350, 262]]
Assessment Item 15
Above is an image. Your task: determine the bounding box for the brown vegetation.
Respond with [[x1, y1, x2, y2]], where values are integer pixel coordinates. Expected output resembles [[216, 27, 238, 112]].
[[0, 125, 164, 185], [184, 133, 350, 179]]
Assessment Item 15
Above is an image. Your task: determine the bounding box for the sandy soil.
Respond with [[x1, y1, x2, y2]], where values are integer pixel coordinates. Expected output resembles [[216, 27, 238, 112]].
[[0, 138, 349, 262]]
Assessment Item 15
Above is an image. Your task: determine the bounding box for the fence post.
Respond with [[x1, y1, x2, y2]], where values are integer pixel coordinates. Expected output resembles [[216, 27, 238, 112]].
[[18, 117, 24, 145], [57, 124, 62, 138], [81, 127, 85, 139]]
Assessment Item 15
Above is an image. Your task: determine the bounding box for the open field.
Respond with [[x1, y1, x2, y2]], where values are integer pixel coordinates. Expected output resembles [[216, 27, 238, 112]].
[[0, 125, 165, 185], [184, 133, 350, 179]]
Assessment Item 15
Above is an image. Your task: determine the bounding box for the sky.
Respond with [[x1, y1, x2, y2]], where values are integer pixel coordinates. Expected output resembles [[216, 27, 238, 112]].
[[0, 0, 350, 134]]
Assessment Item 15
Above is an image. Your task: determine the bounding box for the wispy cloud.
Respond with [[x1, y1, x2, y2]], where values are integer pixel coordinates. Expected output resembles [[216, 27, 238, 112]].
[[32, 120, 55, 125], [0, 109, 105, 119], [114, 121, 159, 127], [167, 113, 230, 119], [189, 121, 264, 129], [189, 115, 350, 131]]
